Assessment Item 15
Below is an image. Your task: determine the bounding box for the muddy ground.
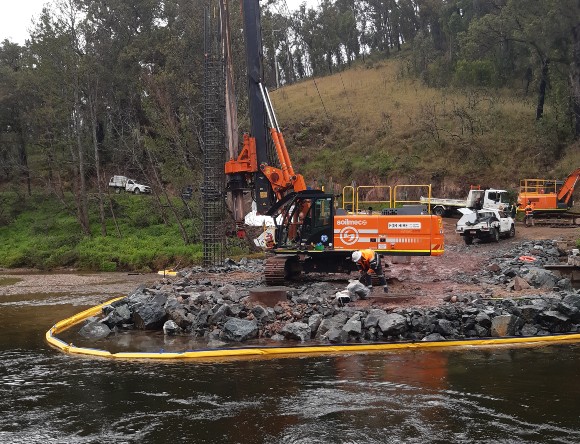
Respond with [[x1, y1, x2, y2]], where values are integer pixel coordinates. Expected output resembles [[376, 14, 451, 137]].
[[0, 219, 577, 309]]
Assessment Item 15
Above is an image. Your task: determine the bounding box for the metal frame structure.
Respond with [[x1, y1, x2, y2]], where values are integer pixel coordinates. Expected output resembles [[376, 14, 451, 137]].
[[202, 1, 226, 267]]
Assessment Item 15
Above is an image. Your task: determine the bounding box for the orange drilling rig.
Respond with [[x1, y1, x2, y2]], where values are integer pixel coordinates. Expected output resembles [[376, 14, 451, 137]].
[[224, 0, 444, 284], [517, 168, 580, 226]]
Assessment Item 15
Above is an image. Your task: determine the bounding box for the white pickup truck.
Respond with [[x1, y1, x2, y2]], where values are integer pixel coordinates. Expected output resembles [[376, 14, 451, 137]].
[[421, 188, 510, 216], [108, 175, 151, 194], [456, 208, 515, 245]]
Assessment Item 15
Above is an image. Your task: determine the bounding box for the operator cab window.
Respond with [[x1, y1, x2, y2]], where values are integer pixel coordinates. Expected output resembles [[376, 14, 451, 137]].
[[312, 198, 333, 228]]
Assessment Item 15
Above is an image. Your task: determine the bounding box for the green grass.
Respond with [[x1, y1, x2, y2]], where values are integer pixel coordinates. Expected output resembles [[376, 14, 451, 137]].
[[0, 191, 246, 271]]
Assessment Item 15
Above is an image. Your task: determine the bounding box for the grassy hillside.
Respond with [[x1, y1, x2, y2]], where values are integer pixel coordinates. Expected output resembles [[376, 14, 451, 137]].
[[271, 58, 580, 198], [2, 58, 579, 272], [0, 192, 248, 272]]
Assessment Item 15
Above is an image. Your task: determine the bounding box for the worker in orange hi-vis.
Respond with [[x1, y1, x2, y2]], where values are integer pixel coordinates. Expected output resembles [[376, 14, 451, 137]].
[[351, 249, 388, 293], [524, 200, 535, 227]]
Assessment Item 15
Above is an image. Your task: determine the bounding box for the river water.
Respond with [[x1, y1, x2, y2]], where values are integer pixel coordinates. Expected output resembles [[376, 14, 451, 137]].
[[1, 275, 580, 443]]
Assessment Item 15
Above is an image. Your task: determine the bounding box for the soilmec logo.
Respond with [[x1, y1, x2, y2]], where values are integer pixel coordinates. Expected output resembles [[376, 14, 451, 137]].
[[339, 227, 359, 245], [336, 219, 368, 226]]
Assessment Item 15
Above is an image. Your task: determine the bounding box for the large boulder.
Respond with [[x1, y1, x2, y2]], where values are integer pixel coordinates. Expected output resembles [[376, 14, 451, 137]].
[[280, 322, 311, 341], [378, 313, 407, 336], [513, 276, 531, 291], [191, 307, 211, 331], [221, 318, 258, 342], [490, 314, 518, 337], [539, 311, 572, 333], [556, 301, 580, 323], [324, 327, 349, 343], [101, 303, 132, 328], [307, 314, 323, 334], [343, 313, 362, 335], [315, 313, 349, 339], [435, 319, 456, 337], [475, 312, 491, 328], [132, 294, 168, 330], [208, 304, 231, 325], [364, 309, 388, 329], [562, 294, 580, 311], [519, 305, 543, 324], [251, 305, 271, 322], [410, 313, 435, 334], [522, 267, 558, 289], [219, 284, 243, 302], [521, 323, 539, 336], [79, 320, 111, 339], [168, 308, 194, 330]]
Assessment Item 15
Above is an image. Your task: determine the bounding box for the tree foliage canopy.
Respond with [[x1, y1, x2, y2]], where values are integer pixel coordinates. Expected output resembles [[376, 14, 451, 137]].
[[0, 0, 579, 235]]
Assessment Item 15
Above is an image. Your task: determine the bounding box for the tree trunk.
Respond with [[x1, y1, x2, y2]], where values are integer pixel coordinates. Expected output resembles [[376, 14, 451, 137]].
[[571, 23, 580, 138], [74, 89, 90, 235], [16, 111, 31, 196], [89, 90, 107, 236], [536, 58, 550, 120]]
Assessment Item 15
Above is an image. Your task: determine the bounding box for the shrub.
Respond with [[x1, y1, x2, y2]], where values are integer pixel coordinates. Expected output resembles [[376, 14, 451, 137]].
[[453, 59, 497, 87]]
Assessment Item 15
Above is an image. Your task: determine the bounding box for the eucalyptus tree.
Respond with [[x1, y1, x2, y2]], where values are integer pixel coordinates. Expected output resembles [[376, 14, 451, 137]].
[[24, 5, 91, 234], [0, 41, 31, 193], [336, 0, 360, 64], [319, 0, 341, 72], [460, 0, 580, 132]]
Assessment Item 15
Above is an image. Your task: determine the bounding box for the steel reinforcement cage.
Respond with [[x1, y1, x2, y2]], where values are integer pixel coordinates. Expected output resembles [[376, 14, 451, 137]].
[[202, 2, 226, 267]]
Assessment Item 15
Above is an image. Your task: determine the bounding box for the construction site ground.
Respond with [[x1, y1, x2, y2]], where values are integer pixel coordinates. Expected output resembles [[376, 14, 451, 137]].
[[0, 219, 577, 311], [350, 219, 579, 310]]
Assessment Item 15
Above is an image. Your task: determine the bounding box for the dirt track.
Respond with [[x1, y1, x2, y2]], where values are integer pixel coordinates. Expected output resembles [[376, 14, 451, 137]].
[[368, 219, 579, 309], [0, 219, 577, 308]]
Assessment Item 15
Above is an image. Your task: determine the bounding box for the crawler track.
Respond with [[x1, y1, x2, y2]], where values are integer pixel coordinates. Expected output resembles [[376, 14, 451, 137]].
[[532, 212, 580, 227], [264, 256, 289, 285]]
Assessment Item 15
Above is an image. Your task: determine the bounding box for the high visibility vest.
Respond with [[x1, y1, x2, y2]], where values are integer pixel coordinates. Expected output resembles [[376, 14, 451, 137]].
[[525, 205, 533, 215], [357, 249, 377, 271]]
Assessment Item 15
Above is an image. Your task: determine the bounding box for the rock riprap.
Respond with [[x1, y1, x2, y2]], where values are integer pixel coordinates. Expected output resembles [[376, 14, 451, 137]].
[[79, 243, 580, 344]]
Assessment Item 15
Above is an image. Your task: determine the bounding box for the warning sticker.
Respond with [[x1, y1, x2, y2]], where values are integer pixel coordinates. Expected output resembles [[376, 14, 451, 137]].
[[388, 222, 421, 230]]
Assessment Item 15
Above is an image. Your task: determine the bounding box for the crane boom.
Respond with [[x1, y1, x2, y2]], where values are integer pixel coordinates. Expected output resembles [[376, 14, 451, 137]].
[[557, 168, 580, 205], [224, 0, 445, 284], [239, 0, 274, 214]]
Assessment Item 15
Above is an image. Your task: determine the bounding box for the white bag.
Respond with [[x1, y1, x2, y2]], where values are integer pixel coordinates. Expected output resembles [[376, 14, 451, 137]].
[[346, 280, 370, 299]]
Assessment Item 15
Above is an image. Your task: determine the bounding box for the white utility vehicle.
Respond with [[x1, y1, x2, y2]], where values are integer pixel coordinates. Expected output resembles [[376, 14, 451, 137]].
[[455, 207, 515, 245], [108, 175, 151, 194], [421, 188, 510, 216]]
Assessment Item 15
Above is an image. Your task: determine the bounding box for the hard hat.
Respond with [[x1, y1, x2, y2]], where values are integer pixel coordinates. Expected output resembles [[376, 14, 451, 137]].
[[351, 251, 362, 262]]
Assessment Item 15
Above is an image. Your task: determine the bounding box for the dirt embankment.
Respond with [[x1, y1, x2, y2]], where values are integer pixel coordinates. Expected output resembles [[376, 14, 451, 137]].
[[0, 219, 577, 308]]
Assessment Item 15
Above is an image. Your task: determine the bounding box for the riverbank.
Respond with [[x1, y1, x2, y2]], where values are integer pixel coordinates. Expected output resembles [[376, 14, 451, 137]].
[[44, 220, 577, 350], [0, 270, 160, 300]]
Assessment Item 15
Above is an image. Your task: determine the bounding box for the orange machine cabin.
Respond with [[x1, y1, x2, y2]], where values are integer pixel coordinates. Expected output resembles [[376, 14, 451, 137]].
[[333, 214, 444, 256], [518, 169, 580, 213], [518, 178, 563, 212]]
